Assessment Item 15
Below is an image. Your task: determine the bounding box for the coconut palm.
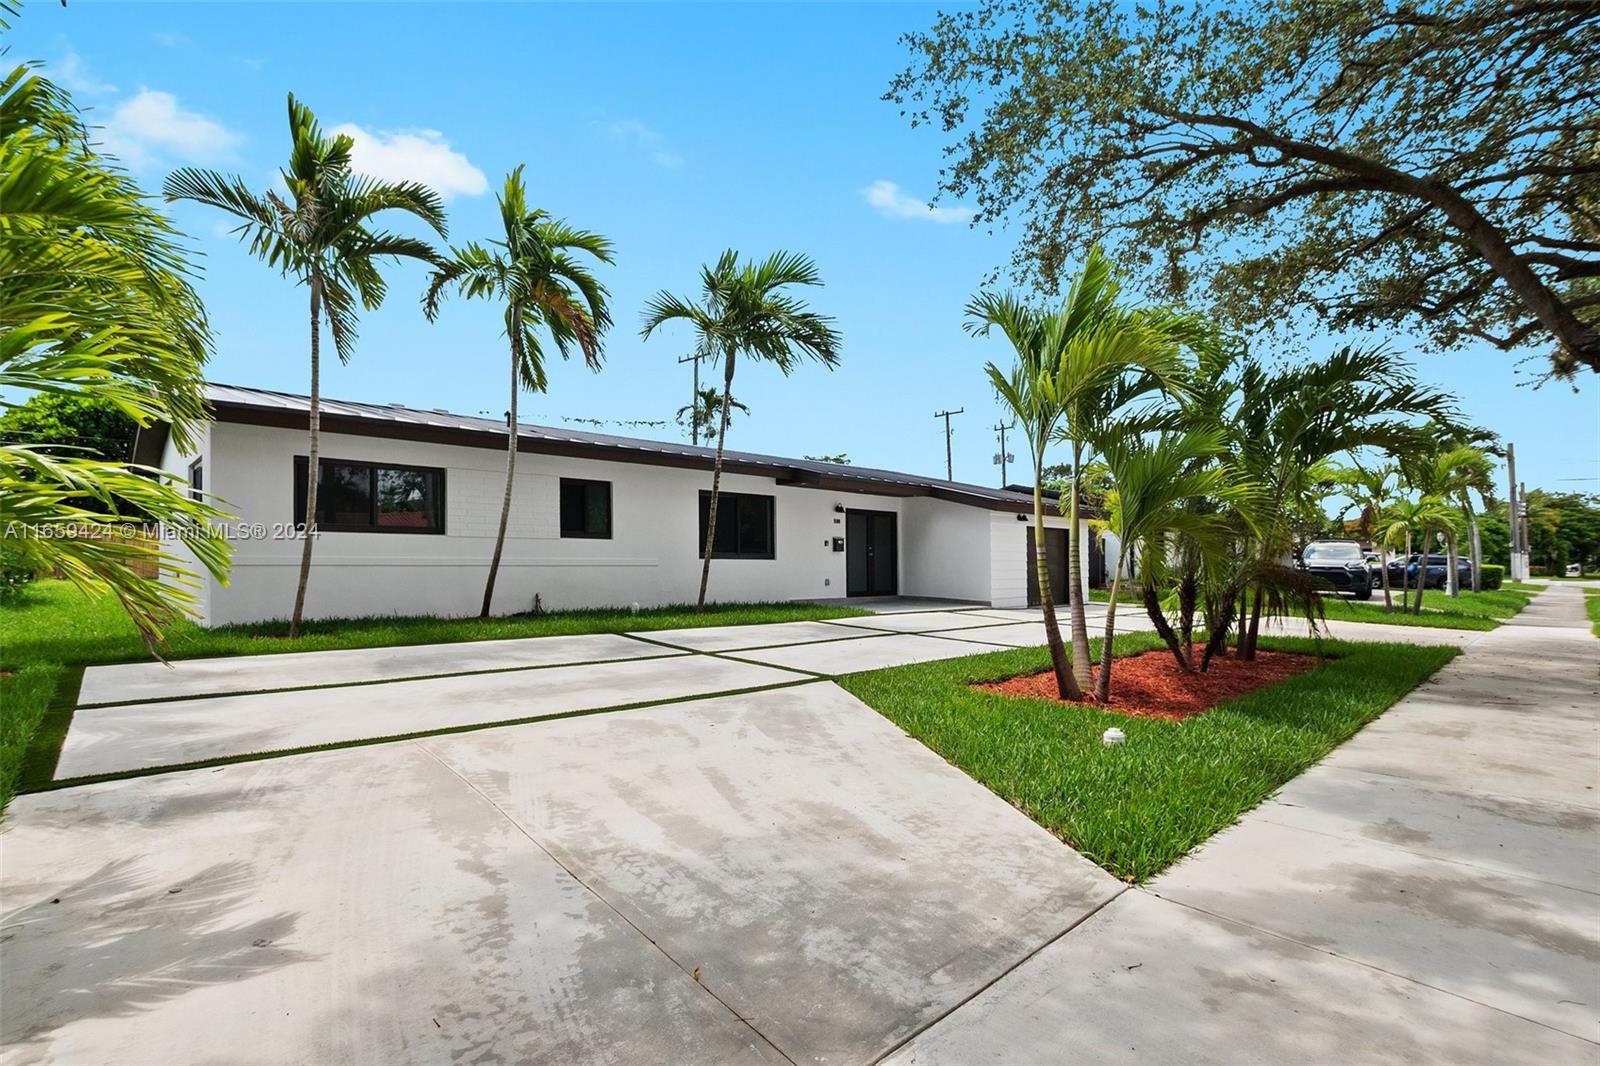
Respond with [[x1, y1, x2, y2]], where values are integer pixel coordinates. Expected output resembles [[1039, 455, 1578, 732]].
[[1093, 431, 1253, 699], [677, 385, 746, 442], [165, 94, 446, 636], [424, 167, 612, 617], [3, 62, 230, 645], [641, 250, 840, 611]]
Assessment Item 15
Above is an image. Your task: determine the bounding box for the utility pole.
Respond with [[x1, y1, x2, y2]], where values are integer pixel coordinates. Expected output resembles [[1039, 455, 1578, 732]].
[[1506, 442, 1520, 579], [678, 353, 702, 446], [934, 407, 964, 481], [1520, 480, 1531, 577], [992, 421, 1015, 487]]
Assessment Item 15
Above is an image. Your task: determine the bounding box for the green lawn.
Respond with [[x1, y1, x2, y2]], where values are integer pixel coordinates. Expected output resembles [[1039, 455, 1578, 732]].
[[841, 632, 1456, 882], [1319, 584, 1537, 631], [1090, 583, 1537, 631], [0, 579, 868, 815], [1584, 589, 1600, 639]]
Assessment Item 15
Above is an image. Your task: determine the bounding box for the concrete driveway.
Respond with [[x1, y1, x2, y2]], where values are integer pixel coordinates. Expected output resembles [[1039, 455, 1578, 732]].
[[3, 608, 1125, 1064], [3, 600, 1557, 1064]]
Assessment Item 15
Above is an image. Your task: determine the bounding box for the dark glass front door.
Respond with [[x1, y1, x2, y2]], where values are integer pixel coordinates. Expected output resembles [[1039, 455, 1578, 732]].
[[846, 510, 898, 596]]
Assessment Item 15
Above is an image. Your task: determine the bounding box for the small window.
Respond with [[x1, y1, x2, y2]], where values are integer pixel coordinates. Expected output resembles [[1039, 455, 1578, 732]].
[[187, 459, 203, 502], [294, 456, 445, 534], [560, 478, 612, 539], [698, 491, 775, 559]]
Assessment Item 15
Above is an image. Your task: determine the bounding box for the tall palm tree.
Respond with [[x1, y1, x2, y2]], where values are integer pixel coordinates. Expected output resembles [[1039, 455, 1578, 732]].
[[1093, 430, 1252, 700], [424, 167, 612, 617], [677, 385, 746, 442], [166, 94, 446, 636], [641, 250, 840, 611], [970, 249, 1193, 697]]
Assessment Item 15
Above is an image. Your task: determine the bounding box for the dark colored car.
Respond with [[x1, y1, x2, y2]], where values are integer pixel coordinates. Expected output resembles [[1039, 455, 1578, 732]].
[[1381, 553, 1473, 590], [1299, 541, 1373, 600]]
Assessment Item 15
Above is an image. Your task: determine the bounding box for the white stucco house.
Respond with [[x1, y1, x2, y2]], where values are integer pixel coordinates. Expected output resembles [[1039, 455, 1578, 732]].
[[135, 384, 1106, 626]]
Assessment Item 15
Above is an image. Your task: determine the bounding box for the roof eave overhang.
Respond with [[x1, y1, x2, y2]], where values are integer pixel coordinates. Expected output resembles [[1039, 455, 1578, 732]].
[[207, 401, 1043, 514]]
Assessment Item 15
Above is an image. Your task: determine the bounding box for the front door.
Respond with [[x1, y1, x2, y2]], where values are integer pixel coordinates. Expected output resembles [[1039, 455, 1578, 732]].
[[1025, 526, 1071, 606], [846, 510, 898, 596]]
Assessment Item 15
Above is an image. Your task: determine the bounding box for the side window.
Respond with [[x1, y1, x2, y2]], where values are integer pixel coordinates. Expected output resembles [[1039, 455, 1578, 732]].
[[697, 491, 775, 559], [559, 478, 612, 539], [187, 458, 203, 502], [293, 456, 446, 534]]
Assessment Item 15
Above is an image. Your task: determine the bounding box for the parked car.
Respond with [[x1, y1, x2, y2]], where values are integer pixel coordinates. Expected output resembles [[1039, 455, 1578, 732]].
[[1566, 563, 1583, 577], [1298, 540, 1373, 600], [1382, 553, 1473, 590]]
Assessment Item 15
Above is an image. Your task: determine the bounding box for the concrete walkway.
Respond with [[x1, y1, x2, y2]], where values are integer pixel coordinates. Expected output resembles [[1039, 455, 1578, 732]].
[[888, 583, 1600, 1064]]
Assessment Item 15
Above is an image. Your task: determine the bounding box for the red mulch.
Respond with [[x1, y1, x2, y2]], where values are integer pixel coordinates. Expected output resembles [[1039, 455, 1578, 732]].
[[973, 648, 1320, 722]]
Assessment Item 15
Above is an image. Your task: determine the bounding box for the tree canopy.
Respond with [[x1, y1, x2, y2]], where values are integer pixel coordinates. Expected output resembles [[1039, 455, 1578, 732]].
[[890, 0, 1600, 378]]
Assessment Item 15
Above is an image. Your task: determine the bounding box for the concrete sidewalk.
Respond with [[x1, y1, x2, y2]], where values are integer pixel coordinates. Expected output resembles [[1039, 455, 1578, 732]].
[[889, 584, 1600, 1064]]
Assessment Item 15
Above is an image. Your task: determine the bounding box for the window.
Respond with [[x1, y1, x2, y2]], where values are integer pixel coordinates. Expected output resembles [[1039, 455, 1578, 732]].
[[698, 491, 775, 559], [560, 478, 612, 539], [293, 456, 445, 534], [187, 459, 203, 502]]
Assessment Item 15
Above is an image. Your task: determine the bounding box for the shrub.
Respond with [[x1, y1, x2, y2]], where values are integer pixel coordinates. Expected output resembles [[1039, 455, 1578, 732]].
[[1480, 563, 1504, 590], [1529, 564, 1548, 576]]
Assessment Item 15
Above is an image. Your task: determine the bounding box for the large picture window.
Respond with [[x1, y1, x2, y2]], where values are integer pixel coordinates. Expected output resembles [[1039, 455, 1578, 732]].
[[698, 491, 775, 559], [294, 456, 445, 534], [560, 478, 612, 539]]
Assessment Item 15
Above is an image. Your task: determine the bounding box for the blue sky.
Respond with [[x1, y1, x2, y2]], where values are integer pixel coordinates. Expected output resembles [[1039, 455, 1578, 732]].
[[14, 1, 1598, 494]]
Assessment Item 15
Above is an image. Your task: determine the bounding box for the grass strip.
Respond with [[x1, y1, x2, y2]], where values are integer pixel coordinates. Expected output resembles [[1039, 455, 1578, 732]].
[[0, 579, 867, 817], [840, 631, 1456, 883], [1584, 589, 1600, 639]]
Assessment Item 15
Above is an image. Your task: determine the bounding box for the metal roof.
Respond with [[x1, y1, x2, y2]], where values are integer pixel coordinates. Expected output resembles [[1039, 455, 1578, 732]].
[[194, 382, 1045, 512]]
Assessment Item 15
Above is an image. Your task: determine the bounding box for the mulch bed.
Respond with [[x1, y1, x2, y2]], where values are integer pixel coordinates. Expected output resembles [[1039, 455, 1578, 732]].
[[973, 648, 1321, 722]]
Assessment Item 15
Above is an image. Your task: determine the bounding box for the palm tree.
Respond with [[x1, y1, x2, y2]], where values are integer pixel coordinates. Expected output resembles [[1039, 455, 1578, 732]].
[[969, 249, 1192, 698], [166, 94, 446, 636], [423, 167, 612, 617], [1228, 347, 1452, 657], [641, 251, 840, 611], [677, 385, 746, 442], [2, 62, 230, 646], [1376, 495, 1457, 612], [1093, 431, 1252, 700], [1335, 462, 1399, 610]]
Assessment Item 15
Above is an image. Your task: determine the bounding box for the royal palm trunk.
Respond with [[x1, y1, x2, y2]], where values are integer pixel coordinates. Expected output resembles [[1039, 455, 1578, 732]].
[[696, 351, 737, 612], [481, 309, 522, 618], [288, 271, 323, 638]]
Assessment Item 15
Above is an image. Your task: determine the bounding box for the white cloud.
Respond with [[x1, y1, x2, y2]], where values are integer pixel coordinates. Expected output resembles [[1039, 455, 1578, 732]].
[[607, 118, 683, 169], [861, 179, 973, 224], [151, 31, 187, 48], [330, 123, 488, 200], [52, 51, 117, 95], [102, 88, 241, 167]]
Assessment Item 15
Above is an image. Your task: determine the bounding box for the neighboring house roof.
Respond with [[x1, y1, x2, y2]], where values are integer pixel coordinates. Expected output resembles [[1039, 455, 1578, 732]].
[[136, 383, 1061, 515]]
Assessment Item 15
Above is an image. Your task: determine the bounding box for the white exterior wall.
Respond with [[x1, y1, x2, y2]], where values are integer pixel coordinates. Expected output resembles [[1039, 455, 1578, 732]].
[[195, 422, 945, 625], [178, 420, 1106, 625], [899, 497, 993, 603], [159, 426, 212, 622]]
